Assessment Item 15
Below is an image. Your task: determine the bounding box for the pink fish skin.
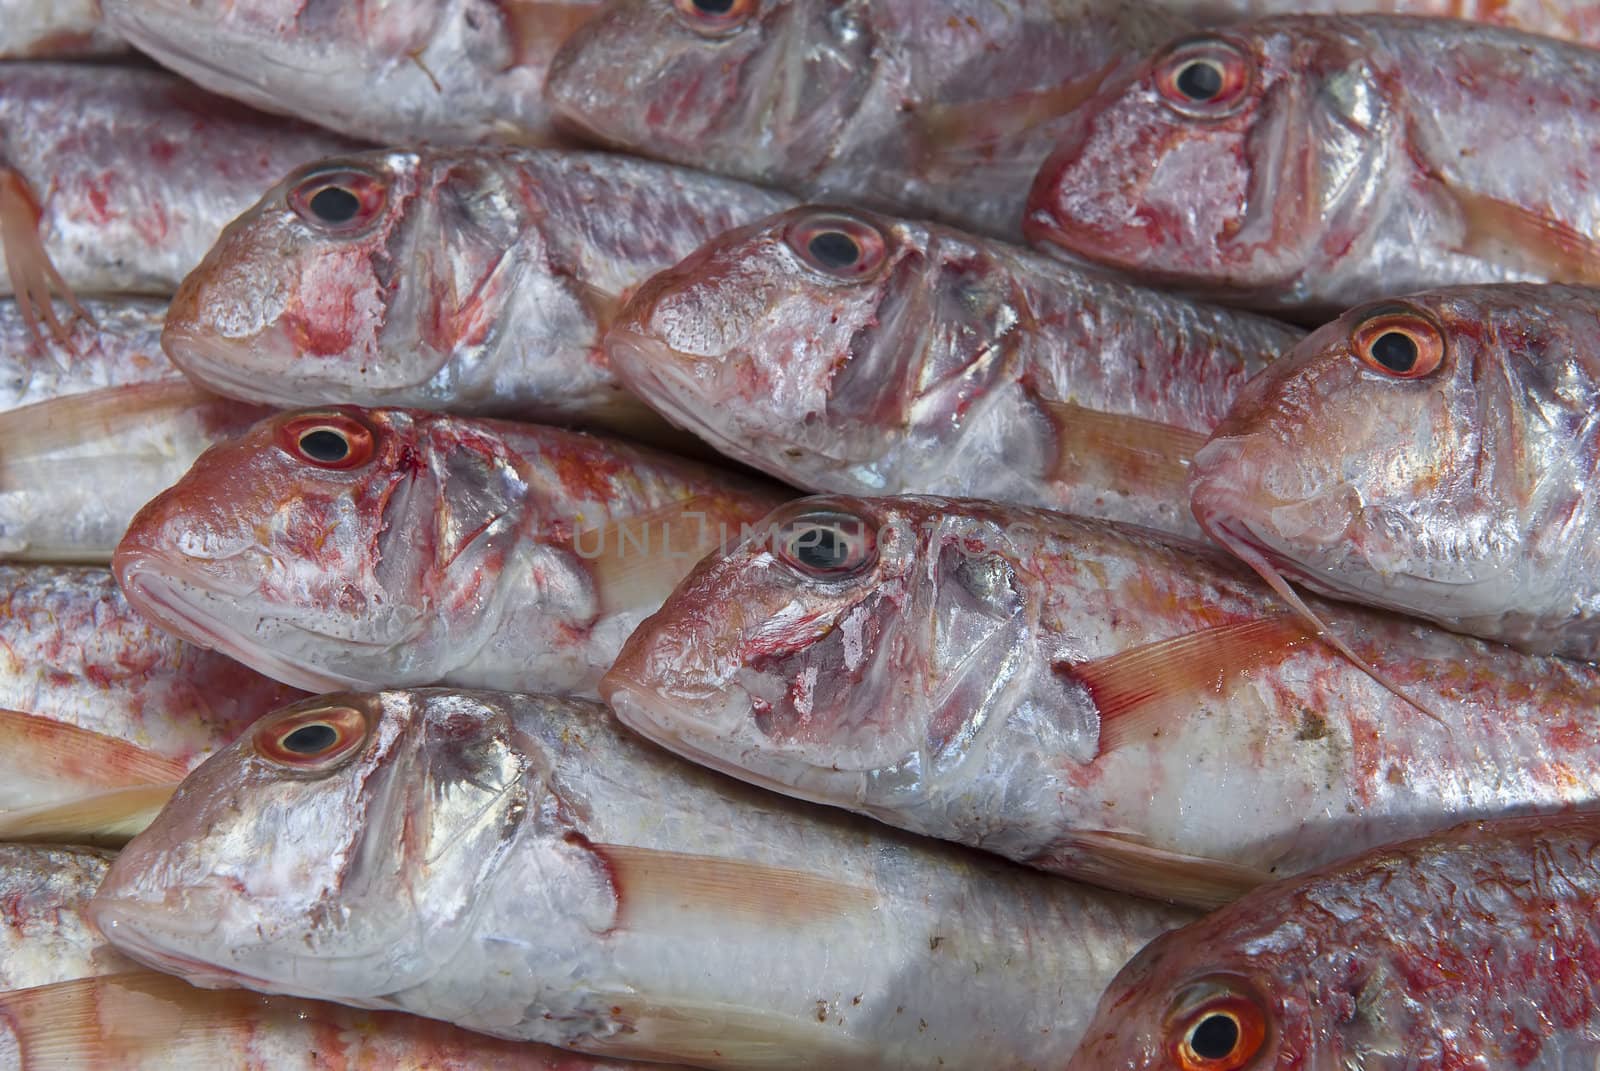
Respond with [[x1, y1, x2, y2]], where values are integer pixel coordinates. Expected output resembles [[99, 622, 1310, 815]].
[[0, 62, 357, 346], [161, 148, 792, 429], [545, 0, 1179, 241], [1066, 812, 1600, 1070], [0, 844, 133, 990], [114, 406, 786, 697], [604, 494, 1600, 907], [0, 564, 304, 765], [1191, 283, 1600, 660], [607, 204, 1299, 539], [1026, 15, 1600, 312], [103, 0, 601, 145]]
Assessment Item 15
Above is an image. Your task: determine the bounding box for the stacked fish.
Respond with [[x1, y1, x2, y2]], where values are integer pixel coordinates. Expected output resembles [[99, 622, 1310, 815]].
[[3, 0, 1600, 1067]]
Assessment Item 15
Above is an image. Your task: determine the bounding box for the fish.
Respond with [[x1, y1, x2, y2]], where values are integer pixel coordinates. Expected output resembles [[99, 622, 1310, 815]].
[[545, 0, 1181, 242], [0, 62, 355, 346], [0, 844, 133, 990], [0, 296, 171, 406], [606, 204, 1300, 539], [602, 494, 1600, 908], [0, 1, 127, 58], [102, 0, 602, 145], [1190, 283, 1600, 661], [0, 564, 303, 774], [1025, 15, 1600, 313], [0, 970, 694, 1071], [0, 383, 275, 563], [113, 407, 787, 697], [1066, 811, 1600, 1070], [90, 688, 1193, 1069], [160, 148, 794, 432]]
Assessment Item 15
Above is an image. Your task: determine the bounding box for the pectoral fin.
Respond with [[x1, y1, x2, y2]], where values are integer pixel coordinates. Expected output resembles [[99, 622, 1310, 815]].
[[1033, 830, 1272, 909]]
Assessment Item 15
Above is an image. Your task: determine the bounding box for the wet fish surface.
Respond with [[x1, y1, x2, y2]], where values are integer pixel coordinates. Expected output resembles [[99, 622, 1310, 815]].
[[1026, 15, 1600, 312], [114, 407, 786, 697], [0, 844, 131, 990], [91, 688, 1193, 1070], [604, 494, 1600, 906], [545, 0, 1181, 241], [0, 62, 356, 342], [0, 564, 303, 765], [1191, 283, 1600, 660], [162, 148, 794, 429], [0, 971, 695, 1071], [607, 205, 1298, 538], [1066, 812, 1600, 1070], [103, 0, 601, 145]]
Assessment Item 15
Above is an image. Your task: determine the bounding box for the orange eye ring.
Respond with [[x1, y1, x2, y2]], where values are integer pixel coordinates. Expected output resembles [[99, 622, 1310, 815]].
[[1154, 37, 1253, 118], [1167, 982, 1269, 1071], [1351, 306, 1446, 379], [783, 210, 889, 282], [277, 412, 377, 470], [287, 166, 388, 233], [771, 507, 877, 579], [252, 703, 371, 774], [673, 0, 757, 37]]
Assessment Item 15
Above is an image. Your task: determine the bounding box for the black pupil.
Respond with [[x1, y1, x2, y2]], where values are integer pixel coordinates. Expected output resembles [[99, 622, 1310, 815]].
[[299, 428, 350, 463], [693, 0, 735, 12], [792, 526, 851, 572], [282, 723, 338, 755], [808, 231, 862, 271], [1176, 60, 1224, 101], [309, 185, 361, 224], [1191, 1014, 1240, 1060], [1370, 330, 1418, 373]]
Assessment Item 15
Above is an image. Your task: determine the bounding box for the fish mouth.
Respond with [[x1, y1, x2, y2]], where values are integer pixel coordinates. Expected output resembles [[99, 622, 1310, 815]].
[[90, 889, 273, 992], [115, 554, 374, 694], [160, 324, 319, 409], [602, 670, 873, 811], [105, 3, 322, 105]]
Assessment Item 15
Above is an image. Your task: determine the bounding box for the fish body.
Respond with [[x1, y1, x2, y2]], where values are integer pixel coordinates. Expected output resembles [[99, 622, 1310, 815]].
[[162, 148, 794, 428], [545, 0, 1179, 240], [0, 971, 688, 1071], [0, 844, 130, 990], [0, 564, 302, 765], [0, 301, 274, 561], [0, 61, 356, 332], [0, 1, 125, 57], [1067, 812, 1600, 1070], [607, 205, 1298, 538], [114, 407, 786, 697], [91, 689, 1192, 1070], [604, 494, 1600, 906], [1026, 15, 1600, 311], [102, 0, 601, 145], [1191, 283, 1600, 659]]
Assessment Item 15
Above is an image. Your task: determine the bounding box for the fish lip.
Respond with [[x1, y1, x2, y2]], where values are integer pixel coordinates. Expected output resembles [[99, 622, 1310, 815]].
[[89, 891, 255, 990], [159, 324, 313, 409], [114, 554, 367, 694]]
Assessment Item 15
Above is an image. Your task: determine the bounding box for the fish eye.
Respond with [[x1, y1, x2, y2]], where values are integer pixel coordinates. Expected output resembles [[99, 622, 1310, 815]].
[[277, 412, 377, 471], [784, 211, 889, 282], [1351, 306, 1446, 379], [1155, 38, 1252, 117], [673, 0, 757, 36], [772, 508, 877, 579], [252, 704, 371, 774], [287, 166, 388, 233], [1167, 979, 1269, 1071]]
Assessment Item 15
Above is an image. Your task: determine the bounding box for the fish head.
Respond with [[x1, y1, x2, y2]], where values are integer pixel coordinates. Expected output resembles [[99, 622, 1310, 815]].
[[603, 495, 1036, 810], [112, 407, 510, 692], [607, 205, 1015, 484], [1025, 19, 1387, 297], [1190, 292, 1511, 604], [545, 0, 877, 182], [90, 690, 531, 1000], [164, 150, 506, 408], [1064, 923, 1311, 1070]]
